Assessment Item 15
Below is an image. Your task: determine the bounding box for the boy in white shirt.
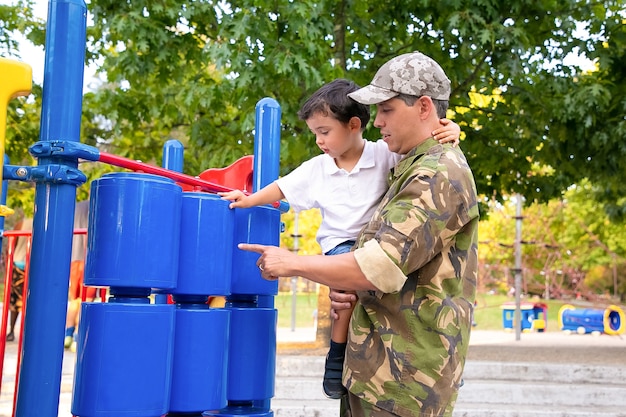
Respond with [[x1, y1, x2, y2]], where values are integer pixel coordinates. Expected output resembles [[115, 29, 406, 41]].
[[219, 78, 460, 399]]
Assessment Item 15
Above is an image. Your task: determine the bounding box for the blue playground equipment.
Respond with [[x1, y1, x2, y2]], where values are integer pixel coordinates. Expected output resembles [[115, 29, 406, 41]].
[[559, 304, 625, 335], [0, 1, 290, 416], [500, 301, 548, 332]]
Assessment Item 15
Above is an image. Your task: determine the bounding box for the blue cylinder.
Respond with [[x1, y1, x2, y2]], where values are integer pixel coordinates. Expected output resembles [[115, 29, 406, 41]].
[[169, 307, 231, 413], [85, 172, 182, 289], [231, 206, 281, 296], [173, 192, 234, 296], [227, 307, 277, 401], [562, 309, 606, 333], [72, 302, 176, 417], [204, 407, 273, 417], [252, 98, 281, 192]]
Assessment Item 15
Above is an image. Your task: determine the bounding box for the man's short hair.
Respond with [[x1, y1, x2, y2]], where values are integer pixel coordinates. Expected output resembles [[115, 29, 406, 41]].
[[396, 93, 449, 119]]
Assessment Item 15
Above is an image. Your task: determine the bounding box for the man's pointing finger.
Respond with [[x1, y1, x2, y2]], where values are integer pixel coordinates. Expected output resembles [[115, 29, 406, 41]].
[[238, 243, 267, 253]]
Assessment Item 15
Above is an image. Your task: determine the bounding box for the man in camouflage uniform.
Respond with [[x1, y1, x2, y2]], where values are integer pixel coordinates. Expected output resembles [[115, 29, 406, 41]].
[[241, 51, 479, 417]]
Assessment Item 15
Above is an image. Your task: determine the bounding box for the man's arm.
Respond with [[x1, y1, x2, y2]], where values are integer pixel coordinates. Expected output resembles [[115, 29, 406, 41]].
[[238, 243, 378, 292]]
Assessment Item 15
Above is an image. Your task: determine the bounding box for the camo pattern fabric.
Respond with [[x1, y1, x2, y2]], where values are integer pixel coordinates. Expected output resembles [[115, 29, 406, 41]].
[[344, 138, 479, 417], [347, 52, 451, 105]]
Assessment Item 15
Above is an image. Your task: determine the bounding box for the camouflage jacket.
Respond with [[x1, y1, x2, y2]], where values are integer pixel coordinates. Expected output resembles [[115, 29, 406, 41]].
[[344, 138, 479, 417]]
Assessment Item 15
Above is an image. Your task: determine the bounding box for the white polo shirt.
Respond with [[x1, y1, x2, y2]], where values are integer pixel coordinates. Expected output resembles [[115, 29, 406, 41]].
[[276, 139, 401, 253]]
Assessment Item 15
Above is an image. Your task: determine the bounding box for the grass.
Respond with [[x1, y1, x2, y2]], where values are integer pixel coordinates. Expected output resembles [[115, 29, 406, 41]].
[[3, 282, 619, 333], [276, 291, 626, 332], [275, 292, 319, 328]]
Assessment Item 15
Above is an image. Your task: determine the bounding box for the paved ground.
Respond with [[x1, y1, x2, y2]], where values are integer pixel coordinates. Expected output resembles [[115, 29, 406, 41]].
[[1, 327, 624, 416], [466, 329, 626, 365], [277, 327, 626, 365]]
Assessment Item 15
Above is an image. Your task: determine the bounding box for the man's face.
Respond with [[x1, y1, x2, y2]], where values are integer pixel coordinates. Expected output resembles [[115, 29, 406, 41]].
[[373, 97, 421, 154]]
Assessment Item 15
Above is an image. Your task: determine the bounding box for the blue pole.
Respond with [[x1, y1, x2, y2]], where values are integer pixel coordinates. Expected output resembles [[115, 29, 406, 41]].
[[162, 139, 184, 174], [253, 98, 281, 191], [15, 1, 87, 416], [252, 98, 281, 411], [0, 155, 8, 233], [155, 139, 185, 304]]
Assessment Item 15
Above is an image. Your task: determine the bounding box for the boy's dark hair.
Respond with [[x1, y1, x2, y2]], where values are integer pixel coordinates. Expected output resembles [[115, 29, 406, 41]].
[[297, 79, 370, 130]]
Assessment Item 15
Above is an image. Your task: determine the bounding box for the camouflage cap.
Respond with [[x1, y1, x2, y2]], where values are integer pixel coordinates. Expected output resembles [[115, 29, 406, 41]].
[[348, 51, 451, 104]]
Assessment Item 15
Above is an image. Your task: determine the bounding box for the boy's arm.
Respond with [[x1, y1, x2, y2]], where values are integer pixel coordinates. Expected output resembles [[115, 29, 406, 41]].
[[218, 182, 285, 209], [432, 118, 461, 146]]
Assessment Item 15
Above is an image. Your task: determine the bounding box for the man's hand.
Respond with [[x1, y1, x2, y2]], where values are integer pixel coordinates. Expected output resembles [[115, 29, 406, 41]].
[[329, 288, 357, 320], [238, 243, 297, 281]]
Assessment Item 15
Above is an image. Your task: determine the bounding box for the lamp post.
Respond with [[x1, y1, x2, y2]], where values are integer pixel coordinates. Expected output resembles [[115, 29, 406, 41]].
[[290, 213, 301, 332]]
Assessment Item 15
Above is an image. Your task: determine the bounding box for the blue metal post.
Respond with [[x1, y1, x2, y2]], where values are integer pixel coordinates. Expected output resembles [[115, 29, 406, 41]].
[[254, 99, 281, 412], [15, 1, 87, 416], [162, 139, 184, 174], [0, 155, 8, 233], [252, 98, 281, 319], [155, 139, 185, 304], [253, 98, 281, 192]]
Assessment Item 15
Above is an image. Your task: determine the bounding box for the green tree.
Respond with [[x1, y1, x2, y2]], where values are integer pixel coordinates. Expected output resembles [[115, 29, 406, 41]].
[[1, 0, 45, 216], [3, 1, 626, 220], [479, 183, 626, 300], [81, 0, 626, 214], [0, 0, 626, 214]]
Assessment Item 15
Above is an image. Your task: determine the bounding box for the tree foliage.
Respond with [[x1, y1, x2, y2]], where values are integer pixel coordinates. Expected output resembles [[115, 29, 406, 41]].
[[479, 183, 626, 300], [2, 0, 626, 296], [3, 0, 625, 215]]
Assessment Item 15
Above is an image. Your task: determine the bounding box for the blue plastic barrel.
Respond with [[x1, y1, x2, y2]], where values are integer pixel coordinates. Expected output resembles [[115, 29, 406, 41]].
[[226, 307, 277, 401], [231, 206, 281, 296], [173, 192, 234, 296], [85, 172, 182, 290], [72, 302, 176, 417], [169, 307, 231, 413]]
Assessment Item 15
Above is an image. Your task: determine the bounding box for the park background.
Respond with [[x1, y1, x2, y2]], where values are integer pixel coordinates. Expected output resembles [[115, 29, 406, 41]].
[[1, 0, 625, 334]]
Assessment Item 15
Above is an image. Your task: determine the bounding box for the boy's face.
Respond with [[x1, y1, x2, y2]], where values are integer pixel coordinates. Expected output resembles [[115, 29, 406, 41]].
[[305, 112, 359, 159]]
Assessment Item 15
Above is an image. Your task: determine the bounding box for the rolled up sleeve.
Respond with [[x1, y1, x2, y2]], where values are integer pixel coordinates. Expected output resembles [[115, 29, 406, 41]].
[[353, 239, 407, 293]]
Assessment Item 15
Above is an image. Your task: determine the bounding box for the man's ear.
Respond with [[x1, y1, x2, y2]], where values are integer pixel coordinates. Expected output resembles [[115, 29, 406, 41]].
[[417, 96, 434, 120]]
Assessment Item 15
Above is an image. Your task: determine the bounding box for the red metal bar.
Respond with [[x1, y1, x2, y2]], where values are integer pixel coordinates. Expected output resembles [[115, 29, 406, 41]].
[[12, 236, 30, 417], [98, 151, 286, 210], [99, 152, 235, 193], [0, 235, 16, 397], [0, 229, 89, 416]]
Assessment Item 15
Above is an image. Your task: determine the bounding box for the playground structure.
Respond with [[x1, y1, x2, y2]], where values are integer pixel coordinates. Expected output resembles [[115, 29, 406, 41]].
[[559, 304, 625, 336], [1, 1, 290, 417], [500, 301, 548, 333]]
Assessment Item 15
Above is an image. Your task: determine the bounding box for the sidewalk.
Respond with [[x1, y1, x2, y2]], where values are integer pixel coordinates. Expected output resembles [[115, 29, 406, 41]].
[[278, 326, 626, 349], [1, 328, 625, 417], [0, 327, 319, 417], [277, 326, 317, 343]]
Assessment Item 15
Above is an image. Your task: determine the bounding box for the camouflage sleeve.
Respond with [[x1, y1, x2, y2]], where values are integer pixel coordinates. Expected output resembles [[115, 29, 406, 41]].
[[353, 239, 407, 292], [374, 164, 465, 276]]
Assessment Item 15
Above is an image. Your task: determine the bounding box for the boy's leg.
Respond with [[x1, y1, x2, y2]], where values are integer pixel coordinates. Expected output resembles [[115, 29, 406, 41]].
[[323, 303, 354, 399], [323, 241, 356, 399]]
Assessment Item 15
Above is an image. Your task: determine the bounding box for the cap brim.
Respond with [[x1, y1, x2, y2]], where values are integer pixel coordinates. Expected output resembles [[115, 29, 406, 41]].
[[347, 85, 398, 105]]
